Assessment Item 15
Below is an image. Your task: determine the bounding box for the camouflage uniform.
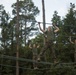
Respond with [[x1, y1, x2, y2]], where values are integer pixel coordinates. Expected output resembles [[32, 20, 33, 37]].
[[38, 26, 57, 62], [30, 44, 39, 69]]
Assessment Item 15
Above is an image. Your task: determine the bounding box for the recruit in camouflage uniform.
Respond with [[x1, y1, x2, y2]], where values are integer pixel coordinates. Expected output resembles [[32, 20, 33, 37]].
[[29, 42, 39, 69], [37, 22, 59, 63]]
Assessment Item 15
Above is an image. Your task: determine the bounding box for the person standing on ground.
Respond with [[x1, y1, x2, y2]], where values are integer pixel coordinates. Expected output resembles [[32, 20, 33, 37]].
[[29, 42, 39, 69], [37, 22, 59, 63]]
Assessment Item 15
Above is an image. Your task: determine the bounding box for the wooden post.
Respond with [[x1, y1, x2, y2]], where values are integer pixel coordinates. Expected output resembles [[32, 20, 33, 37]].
[[74, 40, 76, 62], [42, 0, 47, 61], [16, 0, 19, 75], [42, 0, 46, 30], [42, 0, 46, 45]]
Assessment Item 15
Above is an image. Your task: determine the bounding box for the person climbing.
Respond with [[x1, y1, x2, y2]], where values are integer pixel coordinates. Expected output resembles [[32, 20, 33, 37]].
[[29, 42, 40, 69], [69, 36, 76, 62], [37, 22, 59, 63]]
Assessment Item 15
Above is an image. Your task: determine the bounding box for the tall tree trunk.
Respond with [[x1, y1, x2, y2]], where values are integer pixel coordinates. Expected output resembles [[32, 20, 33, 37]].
[[11, 25, 14, 52], [24, 21, 26, 46]]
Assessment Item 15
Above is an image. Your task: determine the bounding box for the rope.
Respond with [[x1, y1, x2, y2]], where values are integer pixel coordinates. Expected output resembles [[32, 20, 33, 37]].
[[0, 54, 52, 65], [0, 64, 75, 70], [0, 54, 76, 65]]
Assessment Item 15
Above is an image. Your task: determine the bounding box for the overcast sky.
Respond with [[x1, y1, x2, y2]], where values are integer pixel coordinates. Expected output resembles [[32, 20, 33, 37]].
[[0, 0, 76, 23]]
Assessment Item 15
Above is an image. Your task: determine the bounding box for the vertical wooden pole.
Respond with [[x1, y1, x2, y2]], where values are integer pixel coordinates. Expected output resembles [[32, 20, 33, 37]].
[[16, 0, 19, 75], [74, 40, 76, 62], [42, 0, 46, 60], [42, 0, 46, 30], [42, 0, 46, 45]]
